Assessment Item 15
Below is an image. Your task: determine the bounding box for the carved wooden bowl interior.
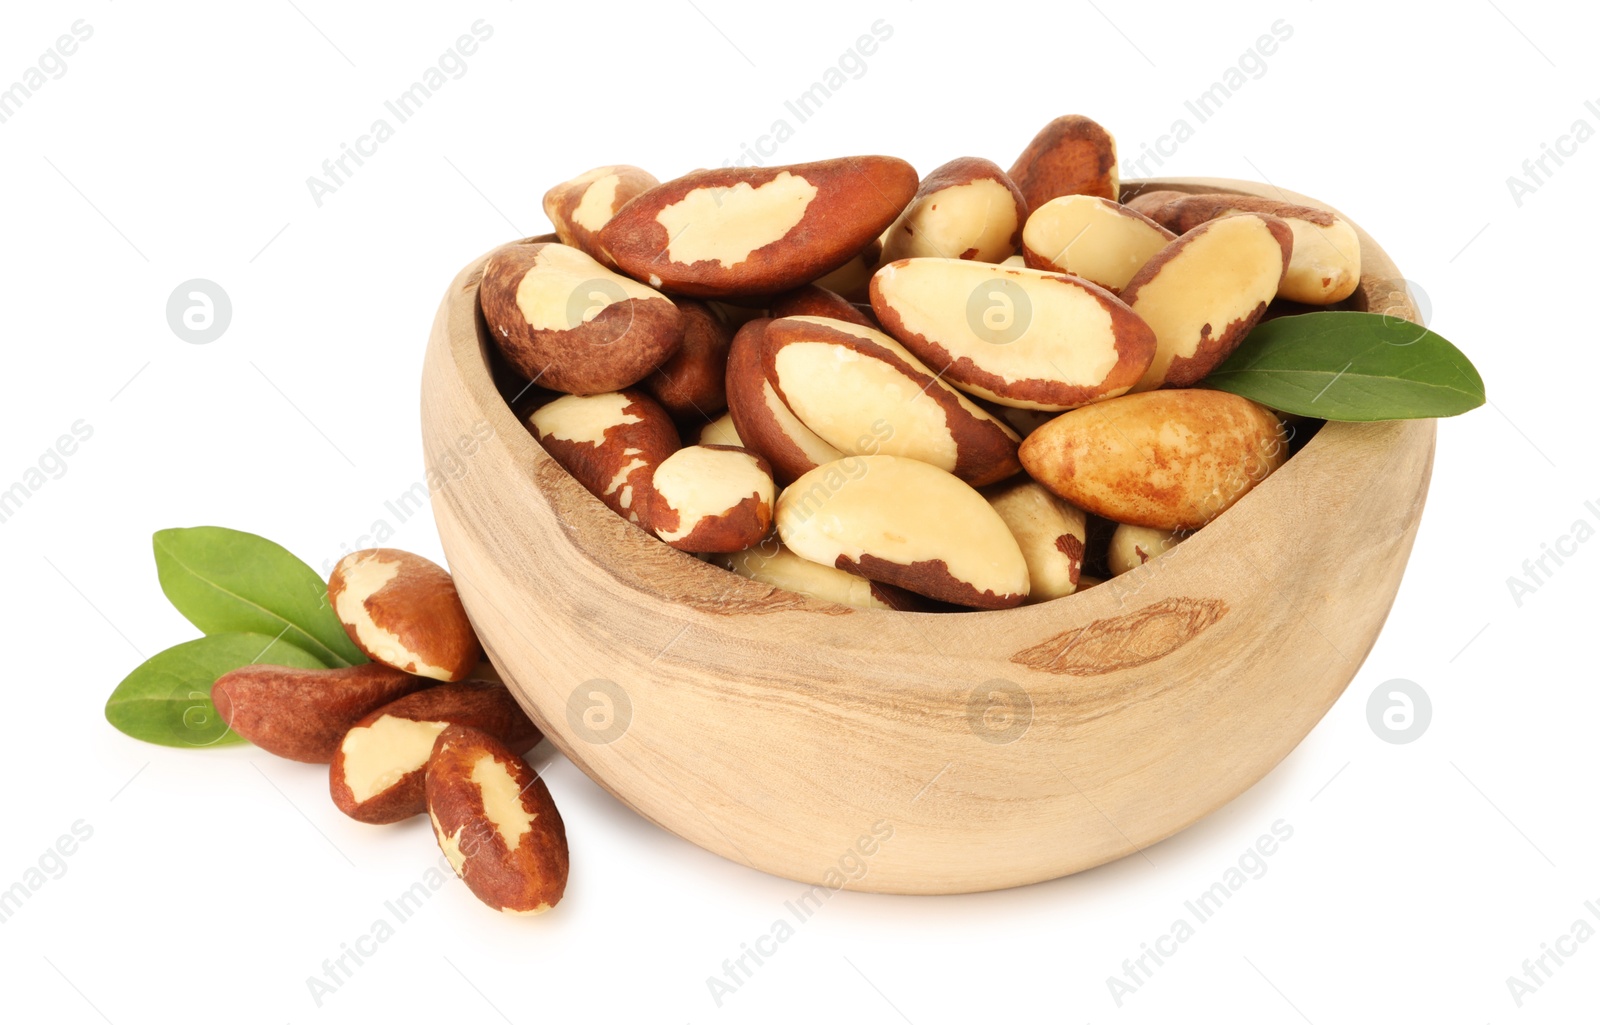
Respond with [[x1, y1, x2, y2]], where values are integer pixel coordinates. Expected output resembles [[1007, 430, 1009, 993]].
[[420, 176, 1435, 894]]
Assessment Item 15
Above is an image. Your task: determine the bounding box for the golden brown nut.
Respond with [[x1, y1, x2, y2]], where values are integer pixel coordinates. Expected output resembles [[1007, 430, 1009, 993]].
[[427, 724, 568, 915], [328, 549, 481, 682]]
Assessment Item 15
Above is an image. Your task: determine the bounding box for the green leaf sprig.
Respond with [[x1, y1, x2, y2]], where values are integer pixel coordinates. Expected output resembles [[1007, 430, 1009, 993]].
[[105, 528, 363, 747], [106, 634, 326, 748], [154, 527, 363, 667], [1204, 311, 1485, 421]]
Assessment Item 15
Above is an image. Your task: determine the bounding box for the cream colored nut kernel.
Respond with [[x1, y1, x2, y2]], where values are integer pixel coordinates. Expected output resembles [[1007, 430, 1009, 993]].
[[526, 390, 679, 525], [869, 259, 1156, 411], [982, 479, 1088, 602], [1021, 195, 1175, 292], [598, 158, 917, 297], [328, 680, 541, 824], [480, 242, 684, 395], [1274, 214, 1361, 304], [697, 412, 744, 447], [512, 243, 664, 332], [878, 157, 1028, 265], [761, 379, 841, 465], [646, 445, 775, 553], [776, 455, 1029, 609], [328, 549, 481, 682], [724, 319, 847, 485], [1108, 523, 1189, 577], [1122, 215, 1293, 391], [764, 316, 1020, 486], [542, 164, 659, 265], [341, 715, 450, 803], [656, 172, 820, 269], [530, 390, 640, 446], [469, 751, 534, 850], [716, 543, 907, 610], [1125, 191, 1361, 304], [570, 172, 625, 232]]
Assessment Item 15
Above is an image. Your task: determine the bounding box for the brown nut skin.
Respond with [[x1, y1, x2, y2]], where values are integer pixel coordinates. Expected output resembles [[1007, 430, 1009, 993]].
[[642, 300, 733, 421], [769, 284, 875, 328], [596, 157, 919, 297], [643, 444, 776, 553], [542, 164, 659, 266], [329, 681, 541, 825], [1008, 115, 1118, 213], [427, 725, 568, 915], [212, 663, 428, 763], [479, 241, 685, 395], [329, 549, 481, 683], [724, 318, 846, 485], [877, 157, 1028, 265], [525, 389, 681, 526], [1124, 190, 1328, 235], [763, 316, 1022, 487], [1018, 389, 1289, 531]]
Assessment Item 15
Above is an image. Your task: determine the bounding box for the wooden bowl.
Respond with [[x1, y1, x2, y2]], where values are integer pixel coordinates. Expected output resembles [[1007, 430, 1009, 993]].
[[421, 177, 1434, 895]]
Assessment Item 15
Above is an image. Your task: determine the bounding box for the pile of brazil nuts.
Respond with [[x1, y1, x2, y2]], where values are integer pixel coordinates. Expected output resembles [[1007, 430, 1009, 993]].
[[212, 548, 569, 915], [482, 114, 1362, 610]]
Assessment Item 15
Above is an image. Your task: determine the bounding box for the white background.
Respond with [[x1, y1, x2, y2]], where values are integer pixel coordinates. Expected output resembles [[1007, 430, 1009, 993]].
[[2, 1, 1596, 1021]]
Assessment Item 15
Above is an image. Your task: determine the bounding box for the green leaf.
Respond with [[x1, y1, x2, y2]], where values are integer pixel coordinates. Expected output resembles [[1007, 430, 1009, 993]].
[[1204, 311, 1486, 421], [153, 527, 365, 668], [105, 633, 326, 748]]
